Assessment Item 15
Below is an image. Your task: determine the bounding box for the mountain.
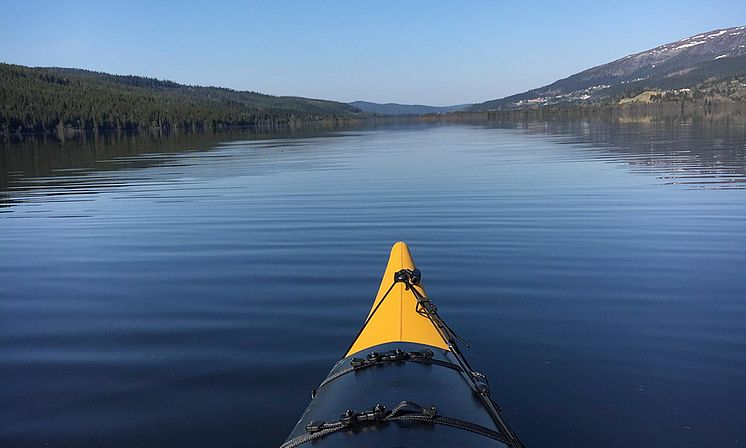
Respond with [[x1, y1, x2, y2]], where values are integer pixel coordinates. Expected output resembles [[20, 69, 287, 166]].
[[349, 101, 471, 115], [471, 26, 746, 111], [0, 63, 362, 135]]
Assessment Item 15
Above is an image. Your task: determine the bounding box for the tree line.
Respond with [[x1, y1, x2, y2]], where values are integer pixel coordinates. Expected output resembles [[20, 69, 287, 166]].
[[0, 63, 362, 136]]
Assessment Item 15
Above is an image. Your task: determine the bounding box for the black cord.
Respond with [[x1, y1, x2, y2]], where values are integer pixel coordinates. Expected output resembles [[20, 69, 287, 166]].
[[341, 280, 397, 357], [280, 401, 511, 448], [326, 269, 524, 448], [400, 276, 524, 448], [408, 285, 471, 348]]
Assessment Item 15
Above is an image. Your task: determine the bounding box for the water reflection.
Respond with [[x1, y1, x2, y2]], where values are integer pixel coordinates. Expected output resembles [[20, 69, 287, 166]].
[[494, 118, 746, 189], [1, 120, 745, 448], [2, 118, 746, 210], [0, 128, 356, 209]]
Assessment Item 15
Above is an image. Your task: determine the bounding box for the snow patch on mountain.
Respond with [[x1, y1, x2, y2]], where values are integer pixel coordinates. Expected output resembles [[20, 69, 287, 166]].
[[471, 25, 746, 111], [674, 40, 706, 50]]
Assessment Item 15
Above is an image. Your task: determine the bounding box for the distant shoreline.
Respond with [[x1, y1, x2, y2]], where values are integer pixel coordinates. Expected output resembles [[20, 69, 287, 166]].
[[422, 99, 746, 123], [4, 61, 746, 141], [5, 61, 746, 141], [4, 105, 746, 145]]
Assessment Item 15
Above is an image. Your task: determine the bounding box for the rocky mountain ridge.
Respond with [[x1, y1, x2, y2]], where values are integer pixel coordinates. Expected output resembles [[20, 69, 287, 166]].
[[471, 26, 746, 111]]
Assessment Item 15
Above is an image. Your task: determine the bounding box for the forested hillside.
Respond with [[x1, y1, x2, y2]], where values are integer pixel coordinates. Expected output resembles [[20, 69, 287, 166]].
[[0, 63, 362, 135]]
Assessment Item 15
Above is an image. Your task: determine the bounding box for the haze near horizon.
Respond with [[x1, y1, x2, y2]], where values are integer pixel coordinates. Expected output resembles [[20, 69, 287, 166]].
[[1, 0, 745, 105]]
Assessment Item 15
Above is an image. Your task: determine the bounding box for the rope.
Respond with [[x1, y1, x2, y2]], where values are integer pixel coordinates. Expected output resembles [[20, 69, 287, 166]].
[[341, 280, 397, 357], [312, 348, 463, 398], [409, 284, 471, 348], [296, 268, 524, 448], [279, 401, 510, 448], [397, 272, 524, 448]]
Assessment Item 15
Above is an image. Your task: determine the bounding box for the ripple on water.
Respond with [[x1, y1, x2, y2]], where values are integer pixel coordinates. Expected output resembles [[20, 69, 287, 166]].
[[1, 122, 746, 447]]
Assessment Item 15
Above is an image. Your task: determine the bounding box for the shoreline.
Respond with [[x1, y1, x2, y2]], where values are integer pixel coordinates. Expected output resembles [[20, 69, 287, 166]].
[[4, 101, 746, 144]]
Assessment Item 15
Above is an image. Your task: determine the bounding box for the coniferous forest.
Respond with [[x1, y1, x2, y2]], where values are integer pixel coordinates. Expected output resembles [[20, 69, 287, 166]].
[[0, 63, 363, 136]]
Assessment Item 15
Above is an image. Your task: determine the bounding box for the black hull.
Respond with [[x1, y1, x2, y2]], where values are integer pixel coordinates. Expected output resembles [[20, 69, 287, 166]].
[[283, 342, 513, 447]]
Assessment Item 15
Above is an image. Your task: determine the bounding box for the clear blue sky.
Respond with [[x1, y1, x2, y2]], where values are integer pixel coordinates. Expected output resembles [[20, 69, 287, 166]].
[[1, 1, 744, 105]]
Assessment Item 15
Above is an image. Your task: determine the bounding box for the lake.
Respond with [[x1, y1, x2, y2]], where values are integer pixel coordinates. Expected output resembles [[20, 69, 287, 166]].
[[1, 119, 745, 447]]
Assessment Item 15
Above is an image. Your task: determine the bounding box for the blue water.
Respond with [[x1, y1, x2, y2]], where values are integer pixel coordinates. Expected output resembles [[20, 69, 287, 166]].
[[1, 121, 745, 447]]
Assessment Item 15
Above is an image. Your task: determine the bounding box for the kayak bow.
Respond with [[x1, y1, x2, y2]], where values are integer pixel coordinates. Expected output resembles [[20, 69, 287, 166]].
[[344, 241, 449, 357], [281, 242, 523, 448]]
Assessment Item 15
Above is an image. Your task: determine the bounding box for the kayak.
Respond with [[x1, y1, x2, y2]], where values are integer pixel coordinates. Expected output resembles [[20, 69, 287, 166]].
[[281, 242, 523, 448]]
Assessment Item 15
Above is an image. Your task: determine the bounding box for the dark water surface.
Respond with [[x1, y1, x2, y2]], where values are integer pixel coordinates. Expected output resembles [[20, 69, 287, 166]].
[[1, 121, 745, 447]]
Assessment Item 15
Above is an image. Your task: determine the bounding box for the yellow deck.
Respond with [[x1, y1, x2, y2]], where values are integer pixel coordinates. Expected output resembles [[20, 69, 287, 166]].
[[345, 242, 449, 357]]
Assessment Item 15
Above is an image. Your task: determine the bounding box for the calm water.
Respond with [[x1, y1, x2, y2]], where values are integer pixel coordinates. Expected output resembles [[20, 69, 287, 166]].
[[1, 121, 745, 447]]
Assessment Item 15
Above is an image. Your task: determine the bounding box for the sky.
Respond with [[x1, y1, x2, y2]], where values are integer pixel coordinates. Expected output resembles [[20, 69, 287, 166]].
[[1, 1, 745, 106]]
